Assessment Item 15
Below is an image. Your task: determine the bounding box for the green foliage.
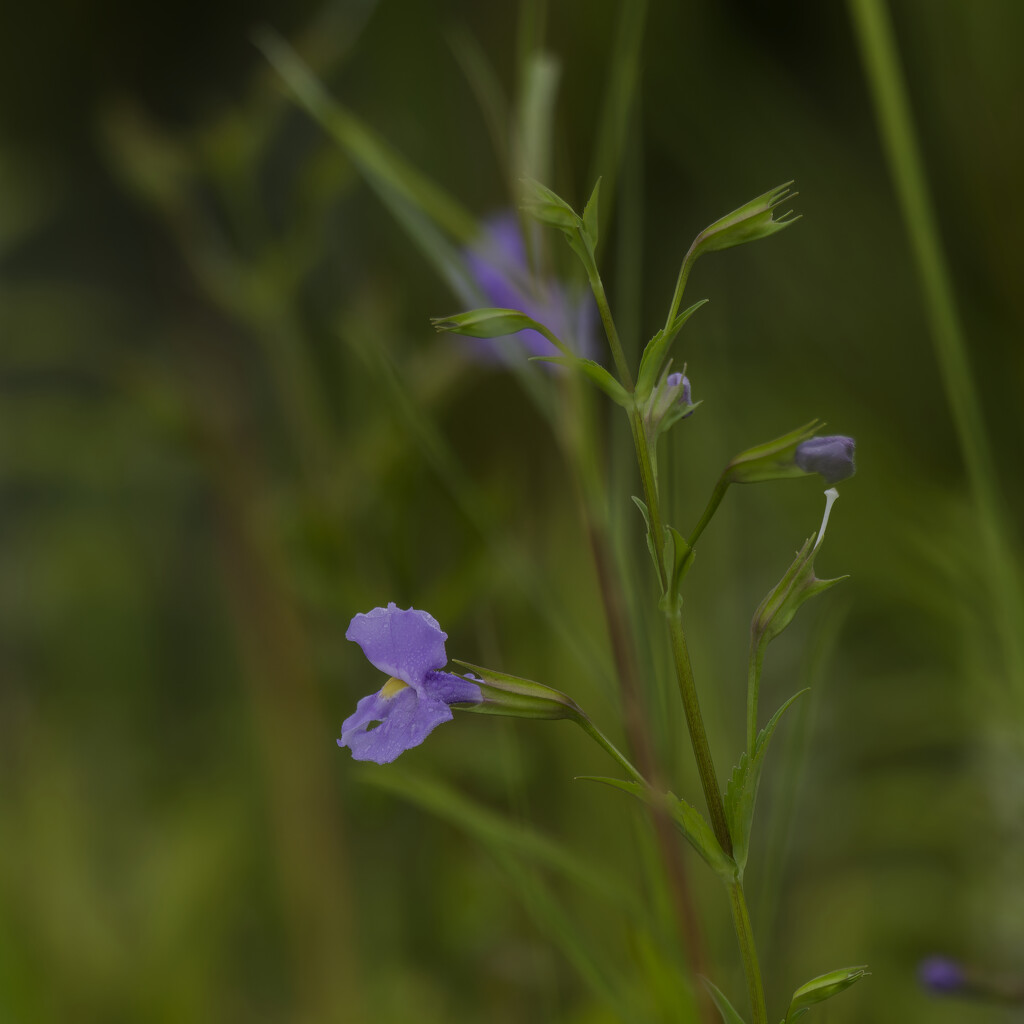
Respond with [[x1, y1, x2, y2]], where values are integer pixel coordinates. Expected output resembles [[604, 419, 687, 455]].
[[703, 977, 749, 1024], [725, 690, 809, 877], [636, 299, 709, 399]]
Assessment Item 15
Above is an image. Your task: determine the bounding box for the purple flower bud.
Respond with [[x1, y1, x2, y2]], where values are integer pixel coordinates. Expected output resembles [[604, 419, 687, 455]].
[[919, 956, 965, 994], [794, 435, 856, 485], [665, 372, 692, 406]]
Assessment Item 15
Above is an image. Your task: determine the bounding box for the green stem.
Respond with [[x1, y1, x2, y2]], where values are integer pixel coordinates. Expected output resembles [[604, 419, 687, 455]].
[[667, 609, 732, 856], [577, 716, 647, 787], [848, 0, 1024, 695], [663, 241, 698, 334], [729, 881, 768, 1024], [687, 475, 730, 550], [626, 405, 731, 854], [582, 240, 634, 388]]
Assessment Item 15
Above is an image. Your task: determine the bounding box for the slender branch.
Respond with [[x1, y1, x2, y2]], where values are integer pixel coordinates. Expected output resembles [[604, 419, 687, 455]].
[[687, 475, 730, 550], [577, 716, 647, 786], [663, 240, 698, 334]]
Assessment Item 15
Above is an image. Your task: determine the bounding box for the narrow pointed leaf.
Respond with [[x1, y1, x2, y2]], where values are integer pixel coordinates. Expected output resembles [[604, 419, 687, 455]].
[[725, 689, 810, 876], [532, 355, 631, 407], [660, 526, 695, 612], [637, 298, 709, 397], [702, 978, 749, 1024], [578, 777, 735, 881], [631, 496, 662, 582]]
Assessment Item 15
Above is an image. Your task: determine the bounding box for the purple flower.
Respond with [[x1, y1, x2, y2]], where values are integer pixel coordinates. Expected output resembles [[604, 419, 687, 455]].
[[919, 956, 965, 994], [794, 435, 856, 484], [462, 212, 596, 361], [338, 603, 481, 764]]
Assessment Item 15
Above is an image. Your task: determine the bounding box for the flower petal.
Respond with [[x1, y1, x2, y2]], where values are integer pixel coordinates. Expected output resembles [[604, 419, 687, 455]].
[[338, 687, 454, 765], [345, 603, 448, 691]]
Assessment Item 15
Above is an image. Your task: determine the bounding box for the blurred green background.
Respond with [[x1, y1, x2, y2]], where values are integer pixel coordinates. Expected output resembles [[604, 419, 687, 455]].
[[3, 1, 1023, 1021]]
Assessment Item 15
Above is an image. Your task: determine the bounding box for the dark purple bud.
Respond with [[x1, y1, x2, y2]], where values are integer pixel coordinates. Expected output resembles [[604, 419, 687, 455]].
[[919, 957, 965, 994], [794, 435, 856, 485]]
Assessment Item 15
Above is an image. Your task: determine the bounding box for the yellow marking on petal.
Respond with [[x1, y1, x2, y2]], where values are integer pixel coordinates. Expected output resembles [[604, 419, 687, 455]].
[[380, 676, 409, 699]]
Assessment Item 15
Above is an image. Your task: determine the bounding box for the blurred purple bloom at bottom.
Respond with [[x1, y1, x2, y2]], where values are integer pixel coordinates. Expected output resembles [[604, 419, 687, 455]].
[[919, 956, 965, 994], [339, 603, 481, 764], [461, 212, 596, 362], [795, 435, 856, 484]]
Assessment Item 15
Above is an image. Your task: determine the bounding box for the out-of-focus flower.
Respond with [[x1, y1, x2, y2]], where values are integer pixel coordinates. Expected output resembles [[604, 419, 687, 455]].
[[918, 957, 966, 994], [794, 435, 856, 485], [338, 603, 481, 764], [462, 211, 595, 360]]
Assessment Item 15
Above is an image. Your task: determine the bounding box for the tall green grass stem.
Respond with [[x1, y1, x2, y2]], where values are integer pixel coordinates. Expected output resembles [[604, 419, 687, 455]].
[[848, 0, 1024, 693]]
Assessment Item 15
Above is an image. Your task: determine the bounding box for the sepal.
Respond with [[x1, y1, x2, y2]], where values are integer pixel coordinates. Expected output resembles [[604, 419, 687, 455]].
[[452, 661, 584, 721], [752, 488, 845, 648], [785, 965, 869, 1022], [692, 182, 799, 258], [724, 421, 822, 484], [431, 307, 571, 356]]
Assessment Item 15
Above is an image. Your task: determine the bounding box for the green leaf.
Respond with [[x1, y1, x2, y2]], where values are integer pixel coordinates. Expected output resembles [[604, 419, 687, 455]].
[[637, 298, 709, 397], [578, 777, 736, 881], [725, 689, 809, 877], [659, 526, 695, 612], [631, 496, 662, 583], [531, 355, 630, 407], [582, 177, 601, 251], [702, 977, 749, 1024], [786, 965, 869, 1021], [520, 177, 581, 231]]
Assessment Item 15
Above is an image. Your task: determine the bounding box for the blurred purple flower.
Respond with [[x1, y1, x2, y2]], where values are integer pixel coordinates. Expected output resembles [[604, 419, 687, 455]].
[[919, 956, 965, 994], [462, 211, 596, 361], [338, 603, 481, 764], [795, 435, 856, 484]]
